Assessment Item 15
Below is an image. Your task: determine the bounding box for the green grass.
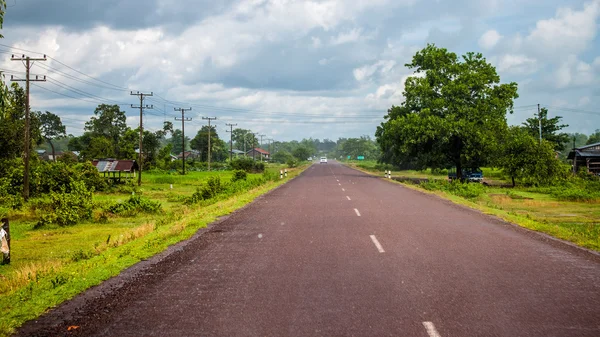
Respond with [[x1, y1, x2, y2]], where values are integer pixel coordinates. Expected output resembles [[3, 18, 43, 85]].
[[347, 162, 600, 252], [0, 164, 303, 336]]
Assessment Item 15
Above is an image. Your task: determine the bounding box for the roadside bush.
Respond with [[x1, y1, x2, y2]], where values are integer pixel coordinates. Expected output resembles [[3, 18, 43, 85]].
[[420, 179, 486, 199], [287, 159, 298, 168], [108, 195, 162, 216], [75, 162, 108, 192], [231, 170, 247, 182], [36, 181, 94, 227], [551, 188, 600, 202], [186, 176, 225, 204], [231, 158, 264, 173]]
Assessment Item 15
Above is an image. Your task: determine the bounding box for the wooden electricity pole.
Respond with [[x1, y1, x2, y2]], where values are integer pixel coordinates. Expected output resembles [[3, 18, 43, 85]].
[[226, 123, 237, 162], [174, 107, 192, 175], [130, 91, 153, 186], [11, 54, 47, 201], [202, 117, 217, 170]]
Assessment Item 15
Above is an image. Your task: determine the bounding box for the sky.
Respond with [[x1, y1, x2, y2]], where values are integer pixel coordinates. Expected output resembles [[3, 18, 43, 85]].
[[0, 0, 599, 142]]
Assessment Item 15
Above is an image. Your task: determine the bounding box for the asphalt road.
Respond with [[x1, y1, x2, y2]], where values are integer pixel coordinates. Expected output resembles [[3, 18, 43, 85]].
[[18, 161, 600, 337]]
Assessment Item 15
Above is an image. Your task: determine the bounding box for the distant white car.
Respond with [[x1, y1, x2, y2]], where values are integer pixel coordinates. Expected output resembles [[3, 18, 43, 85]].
[[320, 157, 327, 164]]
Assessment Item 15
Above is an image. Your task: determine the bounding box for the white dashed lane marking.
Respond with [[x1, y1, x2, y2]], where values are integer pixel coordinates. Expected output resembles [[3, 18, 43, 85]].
[[422, 322, 442, 337], [346, 196, 351, 201], [342, 188, 345, 192], [369, 235, 385, 253], [354, 208, 361, 217]]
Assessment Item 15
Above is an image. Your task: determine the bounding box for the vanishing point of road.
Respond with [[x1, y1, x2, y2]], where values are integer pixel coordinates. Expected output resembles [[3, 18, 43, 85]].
[[18, 161, 600, 337]]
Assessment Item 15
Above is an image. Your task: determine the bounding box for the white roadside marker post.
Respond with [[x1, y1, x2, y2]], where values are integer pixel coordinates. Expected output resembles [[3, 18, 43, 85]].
[[284, 169, 288, 177], [280, 170, 283, 179]]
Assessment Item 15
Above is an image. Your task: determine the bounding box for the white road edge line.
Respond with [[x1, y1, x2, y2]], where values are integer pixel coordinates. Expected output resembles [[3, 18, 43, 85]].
[[370, 235, 385, 253], [346, 196, 351, 200], [354, 208, 361, 217], [422, 321, 441, 337]]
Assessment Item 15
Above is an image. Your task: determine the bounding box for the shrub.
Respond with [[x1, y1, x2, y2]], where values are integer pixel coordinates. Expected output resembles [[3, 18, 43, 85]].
[[287, 159, 298, 168], [551, 188, 600, 202], [420, 179, 485, 199], [231, 158, 264, 173], [231, 170, 247, 182], [186, 176, 225, 204], [108, 195, 162, 216], [75, 162, 108, 192], [36, 181, 94, 227]]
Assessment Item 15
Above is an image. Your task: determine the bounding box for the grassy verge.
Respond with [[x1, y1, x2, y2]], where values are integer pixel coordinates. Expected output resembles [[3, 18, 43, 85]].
[[346, 162, 600, 252], [0, 165, 305, 336]]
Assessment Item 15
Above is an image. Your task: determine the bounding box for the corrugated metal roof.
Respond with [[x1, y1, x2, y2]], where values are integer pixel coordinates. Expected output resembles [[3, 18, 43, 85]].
[[567, 150, 600, 160], [92, 160, 138, 172]]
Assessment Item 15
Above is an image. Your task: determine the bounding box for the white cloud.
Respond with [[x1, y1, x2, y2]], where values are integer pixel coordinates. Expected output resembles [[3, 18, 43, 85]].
[[353, 60, 397, 82], [331, 28, 364, 45], [311, 36, 322, 48], [478, 29, 502, 50], [554, 55, 597, 89], [497, 54, 537, 74], [578, 96, 591, 106], [526, 0, 600, 55]]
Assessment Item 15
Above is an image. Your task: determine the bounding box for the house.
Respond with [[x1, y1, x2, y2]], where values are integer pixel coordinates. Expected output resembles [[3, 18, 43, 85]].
[[246, 148, 270, 160], [568, 142, 600, 175], [92, 159, 139, 182], [230, 149, 245, 157], [36, 149, 65, 161], [177, 150, 200, 160]]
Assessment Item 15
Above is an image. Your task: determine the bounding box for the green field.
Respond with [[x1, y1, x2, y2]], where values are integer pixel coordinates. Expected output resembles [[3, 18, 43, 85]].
[[0, 165, 304, 336], [347, 161, 600, 252]]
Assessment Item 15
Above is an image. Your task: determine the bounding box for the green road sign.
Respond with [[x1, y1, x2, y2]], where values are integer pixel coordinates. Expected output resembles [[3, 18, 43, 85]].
[[347, 156, 351, 159], [357, 156, 365, 160]]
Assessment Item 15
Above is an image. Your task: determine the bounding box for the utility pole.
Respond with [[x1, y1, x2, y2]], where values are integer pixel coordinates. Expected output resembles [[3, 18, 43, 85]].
[[251, 133, 259, 161], [174, 107, 192, 175], [538, 103, 542, 142], [267, 138, 273, 161], [226, 123, 237, 162], [11, 54, 47, 201], [130, 91, 153, 186], [258, 134, 265, 161], [202, 117, 217, 170]]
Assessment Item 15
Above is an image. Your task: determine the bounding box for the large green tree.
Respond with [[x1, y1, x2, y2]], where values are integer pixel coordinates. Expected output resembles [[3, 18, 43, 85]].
[[170, 129, 191, 155], [376, 44, 519, 179], [0, 83, 27, 160], [190, 125, 222, 162], [497, 126, 567, 186], [36, 111, 66, 161], [522, 108, 569, 151], [292, 146, 311, 161], [231, 128, 258, 152], [587, 129, 600, 145], [84, 104, 128, 157]]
